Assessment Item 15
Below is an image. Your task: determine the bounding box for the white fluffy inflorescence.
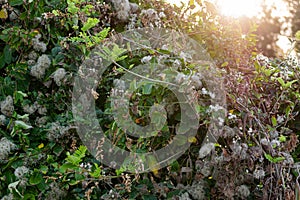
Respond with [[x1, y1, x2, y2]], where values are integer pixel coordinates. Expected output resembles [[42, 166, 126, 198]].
[[236, 185, 250, 198], [111, 0, 139, 22], [14, 166, 29, 179], [187, 181, 206, 200], [253, 169, 265, 179], [30, 54, 51, 79], [32, 34, 47, 53], [199, 142, 215, 159], [1, 194, 14, 200], [47, 122, 70, 141], [1, 95, 14, 117], [0, 115, 6, 126], [140, 9, 161, 27], [0, 137, 17, 161], [113, 0, 130, 21], [52, 68, 67, 86], [23, 101, 38, 114]]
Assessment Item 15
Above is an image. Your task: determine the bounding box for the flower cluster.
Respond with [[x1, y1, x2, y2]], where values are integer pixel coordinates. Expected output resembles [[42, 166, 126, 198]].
[[23, 101, 47, 115], [52, 68, 66, 86], [236, 185, 250, 199], [253, 168, 265, 179], [0, 0, 7, 4], [30, 54, 51, 79], [32, 34, 47, 53], [140, 9, 162, 28], [0, 137, 17, 161], [45, 182, 67, 200], [185, 181, 206, 200], [0, 114, 6, 126], [47, 122, 70, 141], [1, 194, 14, 200], [199, 142, 215, 159], [111, 0, 138, 22], [0, 95, 14, 117], [14, 166, 29, 179]]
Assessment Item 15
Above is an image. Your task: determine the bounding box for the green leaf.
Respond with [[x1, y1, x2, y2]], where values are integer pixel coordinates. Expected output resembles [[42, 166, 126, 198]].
[[14, 91, 27, 104], [295, 30, 300, 41], [59, 163, 77, 173], [142, 83, 153, 95], [23, 194, 36, 200], [264, 153, 285, 163], [67, 1, 79, 14], [264, 153, 274, 162], [65, 145, 87, 165], [75, 173, 85, 181], [271, 116, 277, 127], [279, 135, 286, 142], [221, 62, 229, 67], [4, 45, 12, 64], [9, 0, 24, 6], [277, 77, 285, 87], [285, 80, 297, 88], [90, 163, 101, 178], [40, 165, 48, 174], [277, 77, 297, 89], [14, 120, 33, 130], [29, 170, 43, 185], [273, 156, 285, 163], [0, 54, 5, 69], [53, 145, 64, 156], [81, 18, 99, 32]]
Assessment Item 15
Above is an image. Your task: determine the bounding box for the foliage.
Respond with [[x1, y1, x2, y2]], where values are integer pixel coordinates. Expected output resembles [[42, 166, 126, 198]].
[[0, 0, 299, 199]]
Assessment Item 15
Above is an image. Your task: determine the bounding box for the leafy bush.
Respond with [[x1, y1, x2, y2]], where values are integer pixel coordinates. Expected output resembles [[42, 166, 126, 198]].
[[0, 0, 299, 199]]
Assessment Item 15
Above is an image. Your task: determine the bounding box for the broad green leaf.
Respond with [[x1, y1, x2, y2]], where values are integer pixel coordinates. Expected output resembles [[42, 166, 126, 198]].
[[23, 194, 36, 200], [142, 83, 153, 95], [29, 171, 43, 185], [53, 145, 64, 156], [40, 165, 48, 174], [59, 163, 77, 173], [75, 173, 85, 181]]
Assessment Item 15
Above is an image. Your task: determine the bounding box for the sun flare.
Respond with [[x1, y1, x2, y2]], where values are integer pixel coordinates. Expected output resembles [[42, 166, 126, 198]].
[[165, 0, 264, 18], [215, 0, 263, 18]]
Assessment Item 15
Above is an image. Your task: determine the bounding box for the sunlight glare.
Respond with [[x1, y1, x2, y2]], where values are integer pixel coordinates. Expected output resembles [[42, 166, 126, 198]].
[[215, 0, 263, 18], [165, 0, 264, 18]]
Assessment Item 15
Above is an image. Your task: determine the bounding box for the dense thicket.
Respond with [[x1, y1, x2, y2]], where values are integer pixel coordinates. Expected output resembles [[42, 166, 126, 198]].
[[0, 0, 299, 199]]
